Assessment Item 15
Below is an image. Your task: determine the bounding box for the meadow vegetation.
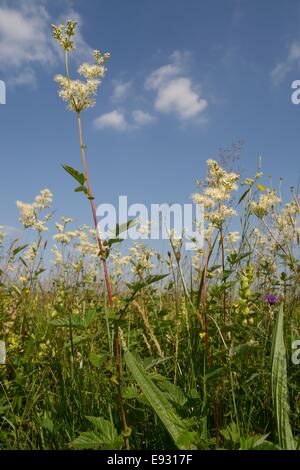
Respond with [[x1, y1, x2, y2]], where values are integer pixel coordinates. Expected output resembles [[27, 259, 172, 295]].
[[0, 20, 299, 450]]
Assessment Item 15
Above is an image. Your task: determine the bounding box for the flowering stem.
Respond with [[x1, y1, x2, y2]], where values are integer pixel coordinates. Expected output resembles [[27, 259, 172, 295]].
[[220, 226, 227, 322], [76, 112, 129, 449], [76, 112, 113, 306]]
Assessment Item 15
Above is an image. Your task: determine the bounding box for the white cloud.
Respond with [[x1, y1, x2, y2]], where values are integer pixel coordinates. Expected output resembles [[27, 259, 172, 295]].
[[94, 110, 128, 131], [0, 225, 22, 238], [271, 41, 300, 85], [10, 68, 37, 87], [0, 3, 55, 70], [94, 108, 155, 131], [132, 109, 154, 126], [146, 63, 182, 90], [154, 78, 207, 119], [112, 80, 131, 102], [0, 1, 92, 87], [146, 52, 208, 120]]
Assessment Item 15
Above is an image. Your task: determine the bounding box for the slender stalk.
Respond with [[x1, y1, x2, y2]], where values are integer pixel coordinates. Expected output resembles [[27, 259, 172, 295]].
[[76, 112, 129, 449], [77, 113, 113, 306], [220, 226, 227, 322]]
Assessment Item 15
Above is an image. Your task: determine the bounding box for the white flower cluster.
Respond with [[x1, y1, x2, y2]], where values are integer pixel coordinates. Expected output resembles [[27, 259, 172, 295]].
[[23, 243, 38, 262], [52, 20, 78, 52], [110, 251, 131, 277], [192, 159, 239, 227], [16, 189, 53, 229], [130, 243, 156, 275], [51, 245, 63, 266], [53, 217, 77, 245], [250, 191, 281, 218], [53, 20, 110, 113], [75, 225, 99, 257], [228, 231, 240, 244], [0, 226, 5, 245]]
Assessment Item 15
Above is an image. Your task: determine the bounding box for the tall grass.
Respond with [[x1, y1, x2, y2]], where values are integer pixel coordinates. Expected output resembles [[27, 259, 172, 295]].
[[0, 19, 299, 451]]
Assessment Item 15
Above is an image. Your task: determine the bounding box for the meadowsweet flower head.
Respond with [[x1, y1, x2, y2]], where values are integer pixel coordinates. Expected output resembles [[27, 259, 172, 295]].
[[16, 189, 52, 228], [51, 245, 63, 265], [34, 189, 53, 209], [53, 21, 110, 113], [191, 160, 239, 229], [23, 243, 38, 262], [228, 231, 240, 244], [33, 220, 49, 232], [0, 226, 5, 245], [52, 20, 78, 51], [16, 201, 36, 227], [206, 204, 237, 226], [243, 178, 254, 186], [61, 216, 74, 224], [250, 191, 281, 218]]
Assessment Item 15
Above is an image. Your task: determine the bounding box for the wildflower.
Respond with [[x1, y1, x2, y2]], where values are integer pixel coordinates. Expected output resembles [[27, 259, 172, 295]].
[[76, 225, 99, 257], [16, 201, 36, 227], [61, 216, 74, 224], [207, 205, 237, 226], [250, 191, 281, 218], [243, 178, 254, 186], [33, 220, 49, 232], [16, 189, 53, 228], [53, 27, 110, 113], [55, 223, 65, 233], [111, 251, 131, 277], [228, 231, 240, 244], [52, 20, 78, 51], [34, 189, 53, 210], [263, 294, 281, 305], [23, 243, 38, 262], [51, 245, 63, 265], [53, 232, 75, 244], [130, 243, 155, 274], [0, 226, 4, 245], [191, 193, 214, 208], [192, 160, 239, 229]]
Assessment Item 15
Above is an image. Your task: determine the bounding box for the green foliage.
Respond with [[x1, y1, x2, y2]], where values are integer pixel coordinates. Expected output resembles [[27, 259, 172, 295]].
[[70, 416, 123, 449], [1, 156, 300, 451], [271, 305, 296, 450], [62, 165, 85, 185], [125, 350, 198, 450]]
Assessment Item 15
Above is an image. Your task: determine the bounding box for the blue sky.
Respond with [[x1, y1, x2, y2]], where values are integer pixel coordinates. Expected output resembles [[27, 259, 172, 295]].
[[1, 0, 300, 242]]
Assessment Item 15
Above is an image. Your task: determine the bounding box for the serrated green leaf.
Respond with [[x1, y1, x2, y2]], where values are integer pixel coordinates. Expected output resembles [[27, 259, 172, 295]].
[[89, 352, 107, 368], [62, 164, 85, 185], [70, 417, 123, 450], [125, 350, 197, 450], [69, 431, 104, 450], [74, 185, 88, 196]]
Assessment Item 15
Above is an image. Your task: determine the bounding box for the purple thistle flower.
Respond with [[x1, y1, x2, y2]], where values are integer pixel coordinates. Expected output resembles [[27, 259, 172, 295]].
[[263, 294, 281, 306]]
